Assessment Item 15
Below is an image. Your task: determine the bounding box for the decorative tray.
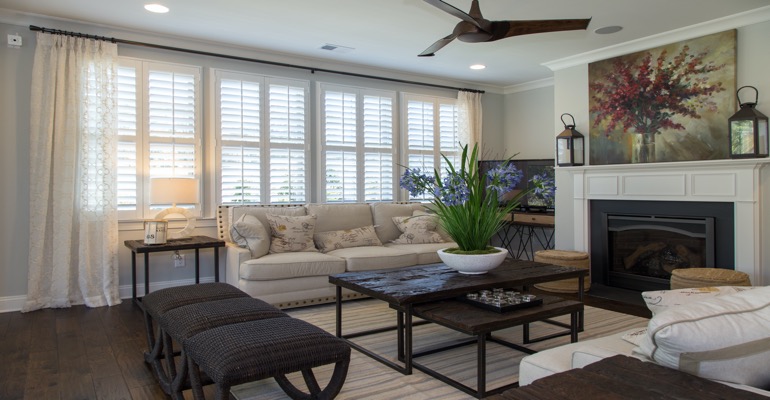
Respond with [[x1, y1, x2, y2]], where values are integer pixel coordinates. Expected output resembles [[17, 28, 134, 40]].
[[458, 291, 543, 313]]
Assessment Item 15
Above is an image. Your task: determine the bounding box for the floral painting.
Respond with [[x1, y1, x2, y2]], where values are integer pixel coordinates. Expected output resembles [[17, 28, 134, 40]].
[[588, 30, 736, 164]]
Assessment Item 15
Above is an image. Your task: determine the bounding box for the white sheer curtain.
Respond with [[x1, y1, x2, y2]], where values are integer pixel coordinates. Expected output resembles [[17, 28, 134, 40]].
[[457, 90, 483, 148], [24, 32, 121, 312]]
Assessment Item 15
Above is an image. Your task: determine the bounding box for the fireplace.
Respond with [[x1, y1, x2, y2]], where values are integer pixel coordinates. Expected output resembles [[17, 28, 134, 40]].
[[590, 200, 734, 292]]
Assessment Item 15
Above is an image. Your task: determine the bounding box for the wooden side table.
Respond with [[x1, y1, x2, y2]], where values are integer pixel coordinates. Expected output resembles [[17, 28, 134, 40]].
[[124, 235, 226, 306]]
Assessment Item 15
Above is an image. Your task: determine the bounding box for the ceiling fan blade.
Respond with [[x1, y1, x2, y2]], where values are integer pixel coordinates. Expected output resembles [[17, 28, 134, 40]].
[[423, 0, 482, 29], [492, 18, 592, 40], [418, 33, 458, 57]]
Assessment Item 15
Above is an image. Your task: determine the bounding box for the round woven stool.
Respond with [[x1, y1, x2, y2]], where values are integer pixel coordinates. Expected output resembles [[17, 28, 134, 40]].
[[533, 249, 590, 293], [670, 268, 751, 289]]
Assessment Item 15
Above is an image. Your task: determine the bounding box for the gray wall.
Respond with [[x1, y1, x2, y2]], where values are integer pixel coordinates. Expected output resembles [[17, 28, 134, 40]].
[[0, 18, 507, 310]]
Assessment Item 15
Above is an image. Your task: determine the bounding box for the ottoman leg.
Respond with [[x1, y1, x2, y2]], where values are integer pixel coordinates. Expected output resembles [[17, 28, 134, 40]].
[[274, 358, 351, 400]]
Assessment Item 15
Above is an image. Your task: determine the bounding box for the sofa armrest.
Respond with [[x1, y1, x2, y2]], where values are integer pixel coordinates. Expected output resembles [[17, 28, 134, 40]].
[[225, 243, 251, 286]]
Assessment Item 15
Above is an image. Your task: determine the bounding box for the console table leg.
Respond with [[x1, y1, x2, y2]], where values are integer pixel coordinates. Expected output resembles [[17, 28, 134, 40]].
[[214, 247, 220, 282], [144, 253, 150, 296], [131, 252, 137, 305], [194, 248, 200, 284]]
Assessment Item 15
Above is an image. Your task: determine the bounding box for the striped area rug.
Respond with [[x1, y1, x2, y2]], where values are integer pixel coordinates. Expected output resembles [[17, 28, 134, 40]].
[[232, 298, 648, 400]]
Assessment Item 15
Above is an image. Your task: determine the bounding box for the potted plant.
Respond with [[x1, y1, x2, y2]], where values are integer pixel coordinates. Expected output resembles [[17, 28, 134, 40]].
[[400, 144, 549, 274]]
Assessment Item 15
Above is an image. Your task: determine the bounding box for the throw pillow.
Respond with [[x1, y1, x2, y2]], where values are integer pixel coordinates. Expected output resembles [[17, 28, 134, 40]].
[[265, 214, 318, 254], [641, 286, 758, 316], [412, 209, 453, 242], [391, 215, 446, 244], [314, 225, 383, 253], [620, 327, 648, 346], [230, 213, 270, 258], [634, 285, 770, 387]]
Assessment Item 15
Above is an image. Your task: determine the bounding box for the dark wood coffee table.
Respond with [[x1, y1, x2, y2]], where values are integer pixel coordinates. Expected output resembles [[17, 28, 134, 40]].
[[329, 259, 588, 376], [413, 295, 583, 398]]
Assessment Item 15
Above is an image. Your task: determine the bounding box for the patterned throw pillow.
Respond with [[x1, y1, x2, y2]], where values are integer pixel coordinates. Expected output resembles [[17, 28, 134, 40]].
[[641, 286, 757, 315], [391, 215, 446, 244], [265, 214, 318, 253], [314, 225, 383, 253]]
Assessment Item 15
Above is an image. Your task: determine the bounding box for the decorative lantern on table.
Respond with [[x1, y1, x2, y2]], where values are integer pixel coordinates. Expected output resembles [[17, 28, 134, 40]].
[[556, 113, 585, 166], [728, 86, 768, 158]]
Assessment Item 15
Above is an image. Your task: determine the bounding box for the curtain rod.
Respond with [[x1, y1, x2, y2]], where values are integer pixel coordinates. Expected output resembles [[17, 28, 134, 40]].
[[29, 25, 484, 94]]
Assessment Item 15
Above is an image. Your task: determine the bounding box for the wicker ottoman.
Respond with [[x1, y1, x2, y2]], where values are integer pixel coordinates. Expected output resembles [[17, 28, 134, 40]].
[[533, 250, 591, 293], [670, 268, 752, 289], [185, 318, 351, 400]]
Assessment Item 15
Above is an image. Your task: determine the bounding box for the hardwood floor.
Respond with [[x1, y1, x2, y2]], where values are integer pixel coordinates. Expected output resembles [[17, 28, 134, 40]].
[[0, 291, 649, 400]]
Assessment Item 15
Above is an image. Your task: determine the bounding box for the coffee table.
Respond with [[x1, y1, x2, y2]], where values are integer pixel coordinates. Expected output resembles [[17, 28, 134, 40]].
[[329, 259, 587, 376]]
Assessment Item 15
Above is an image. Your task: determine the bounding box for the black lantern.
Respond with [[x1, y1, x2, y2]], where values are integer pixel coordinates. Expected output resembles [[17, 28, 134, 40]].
[[556, 113, 585, 166], [728, 86, 768, 158]]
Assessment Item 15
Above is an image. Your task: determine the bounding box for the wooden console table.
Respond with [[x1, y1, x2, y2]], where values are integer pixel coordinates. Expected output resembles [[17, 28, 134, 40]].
[[124, 235, 225, 306], [498, 212, 555, 260]]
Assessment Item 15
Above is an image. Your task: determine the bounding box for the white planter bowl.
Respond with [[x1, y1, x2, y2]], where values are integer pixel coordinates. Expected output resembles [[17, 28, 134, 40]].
[[437, 247, 508, 275]]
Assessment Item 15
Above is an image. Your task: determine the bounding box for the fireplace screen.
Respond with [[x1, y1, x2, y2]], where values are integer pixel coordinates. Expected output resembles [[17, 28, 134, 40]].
[[607, 215, 715, 290]]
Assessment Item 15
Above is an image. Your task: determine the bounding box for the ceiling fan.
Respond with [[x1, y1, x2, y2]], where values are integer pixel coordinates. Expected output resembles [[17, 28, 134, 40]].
[[419, 0, 591, 56]]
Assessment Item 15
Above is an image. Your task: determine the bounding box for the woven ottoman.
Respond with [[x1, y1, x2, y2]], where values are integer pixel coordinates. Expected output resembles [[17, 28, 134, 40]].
[[533, 250, 591, 293], [185, 318, 351, 400], [670, 268, 752, 289]]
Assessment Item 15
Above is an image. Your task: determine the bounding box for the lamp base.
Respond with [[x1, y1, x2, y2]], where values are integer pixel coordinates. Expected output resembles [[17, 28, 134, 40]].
[[154, 206, 197, 239]]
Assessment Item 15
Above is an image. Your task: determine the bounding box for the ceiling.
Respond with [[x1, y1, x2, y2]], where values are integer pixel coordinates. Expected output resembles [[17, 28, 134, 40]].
[[2, 0, 770, 88]]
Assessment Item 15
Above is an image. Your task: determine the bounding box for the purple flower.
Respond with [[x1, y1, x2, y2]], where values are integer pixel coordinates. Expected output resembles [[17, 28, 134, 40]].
[[437, 173, 469, 206], [530, 173, 556, 203], [399, 168, 433, 197], [486, 163, 523, 194]]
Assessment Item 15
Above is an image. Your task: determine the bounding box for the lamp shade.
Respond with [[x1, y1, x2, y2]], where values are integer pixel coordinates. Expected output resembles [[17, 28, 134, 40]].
[[150, 178, 199, 205]]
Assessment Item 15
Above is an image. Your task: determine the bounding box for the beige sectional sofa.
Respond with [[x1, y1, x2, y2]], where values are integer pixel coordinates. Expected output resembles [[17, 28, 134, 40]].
[[216, 202, 456, 308]]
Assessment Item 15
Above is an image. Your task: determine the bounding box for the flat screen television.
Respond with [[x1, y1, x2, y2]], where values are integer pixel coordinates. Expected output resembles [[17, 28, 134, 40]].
[[478, 159, 555, 211]]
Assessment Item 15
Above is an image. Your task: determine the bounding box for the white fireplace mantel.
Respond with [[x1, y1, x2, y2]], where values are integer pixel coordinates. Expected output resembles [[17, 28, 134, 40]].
[[564, 158, 770, 286]]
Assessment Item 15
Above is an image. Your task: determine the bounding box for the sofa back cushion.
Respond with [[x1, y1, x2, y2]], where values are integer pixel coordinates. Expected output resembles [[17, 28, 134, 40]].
[[635, 285, 770, 388], [370, 202, 427, 243], [307, 203, 373, 233]]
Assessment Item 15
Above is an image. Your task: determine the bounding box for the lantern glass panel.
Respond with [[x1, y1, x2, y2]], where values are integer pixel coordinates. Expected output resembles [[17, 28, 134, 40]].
[[557, 138, 571, 164], [574, 138, 584, 164], [731, 119, 755, 155], [759, 119, 768, 154]]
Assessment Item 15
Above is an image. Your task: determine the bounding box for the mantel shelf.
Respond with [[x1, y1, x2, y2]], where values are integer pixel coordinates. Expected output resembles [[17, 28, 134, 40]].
[[559, 157, 770, 173]]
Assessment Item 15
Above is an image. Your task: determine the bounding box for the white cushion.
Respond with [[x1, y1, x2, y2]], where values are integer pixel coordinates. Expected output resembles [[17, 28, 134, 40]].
[[307, 203, 373, 233], [314, 225, 382, 253], [230, 213, 270, 258], [642, 286, 758, 315], [266, 214, 318, 253], [635, 286, 770, 388], [385, 242, 456, 265], [328, 246, 418, 272], [370, 203, 427, 243], [239, 252, 346, 280]]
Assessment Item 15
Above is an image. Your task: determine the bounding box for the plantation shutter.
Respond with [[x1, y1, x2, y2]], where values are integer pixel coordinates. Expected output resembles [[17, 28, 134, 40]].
[[219, 78, 261, 203], [268, 83, 307, 204], [319, 84, 395, 202], [117, 65, 139, 215]]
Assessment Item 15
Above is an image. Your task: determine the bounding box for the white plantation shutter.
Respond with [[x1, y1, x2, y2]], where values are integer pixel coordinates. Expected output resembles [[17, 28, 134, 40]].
[[215, 70, 309, 205], [116, 59, 201, 219], [403, 94, 461, 200], [319, 84, 395, 202]]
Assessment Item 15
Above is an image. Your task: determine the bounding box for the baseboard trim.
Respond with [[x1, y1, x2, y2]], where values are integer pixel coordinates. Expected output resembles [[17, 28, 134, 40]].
[[0, 277, 216, 313]]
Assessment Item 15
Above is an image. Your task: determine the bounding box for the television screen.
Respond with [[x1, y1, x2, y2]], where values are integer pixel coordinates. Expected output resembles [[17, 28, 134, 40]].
[[478, 159, 555, 211]]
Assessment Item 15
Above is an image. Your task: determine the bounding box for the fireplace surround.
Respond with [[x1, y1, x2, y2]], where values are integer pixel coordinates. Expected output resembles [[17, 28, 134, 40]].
[[562, 158, 770, 289]]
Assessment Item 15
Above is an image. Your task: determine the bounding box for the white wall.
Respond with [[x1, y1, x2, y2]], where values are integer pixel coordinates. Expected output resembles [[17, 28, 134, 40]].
[[502, 85, 555, 160], [0, 16, 505, 311], [552, 19, 770, 250]]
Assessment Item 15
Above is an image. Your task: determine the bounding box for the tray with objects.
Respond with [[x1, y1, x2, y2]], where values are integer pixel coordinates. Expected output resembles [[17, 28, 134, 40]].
[[458, 288, 543, 313]]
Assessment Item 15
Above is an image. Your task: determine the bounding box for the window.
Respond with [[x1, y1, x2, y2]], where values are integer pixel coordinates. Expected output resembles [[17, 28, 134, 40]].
[[215, 70, 309, 205], [319, 84, 396, 203], [402, 94, 460, 200], [117, 59, 201, 219]]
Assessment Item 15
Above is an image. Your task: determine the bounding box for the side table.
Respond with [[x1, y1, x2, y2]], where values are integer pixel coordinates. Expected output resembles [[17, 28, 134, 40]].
[[124, 235, 226, 306], [497, 212, 555, 260]]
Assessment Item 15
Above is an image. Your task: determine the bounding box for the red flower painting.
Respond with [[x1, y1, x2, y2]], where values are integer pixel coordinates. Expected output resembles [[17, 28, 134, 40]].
[[589, 30, 736, 164]]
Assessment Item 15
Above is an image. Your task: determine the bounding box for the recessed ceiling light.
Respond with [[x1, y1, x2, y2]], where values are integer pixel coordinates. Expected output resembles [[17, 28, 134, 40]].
[[595, 26, 623, 35], [470, 64, 486, 70], [144, 4, 170, 13]]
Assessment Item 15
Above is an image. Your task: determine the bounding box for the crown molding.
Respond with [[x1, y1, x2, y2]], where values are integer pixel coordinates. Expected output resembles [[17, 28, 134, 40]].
[[503, 77, 554, 94], [543, 5, 770, 72]]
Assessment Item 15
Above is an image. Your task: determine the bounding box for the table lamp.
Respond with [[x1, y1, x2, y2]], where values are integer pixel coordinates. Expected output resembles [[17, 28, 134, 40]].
[[151, 177, 199, 240]]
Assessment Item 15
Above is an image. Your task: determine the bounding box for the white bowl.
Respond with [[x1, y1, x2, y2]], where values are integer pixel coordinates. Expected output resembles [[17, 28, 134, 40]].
[[437, 247, 508, 274]]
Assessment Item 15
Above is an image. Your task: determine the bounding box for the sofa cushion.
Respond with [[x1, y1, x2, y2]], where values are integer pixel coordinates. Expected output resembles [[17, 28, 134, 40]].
[[385, 242, 455, 265], [239, 252, 346, 281], [314, 225, 382, 253], [327, 246, 418, 272], [635, 286, 770, 388], [226, 205, 306, 243], [641, 285, 758, 315], [391, 215, 445, 244], [230, 214, 270, 258], [266, 214, 318, 253], [370, 203, 426, 243], [307, 203, 373, 233]]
